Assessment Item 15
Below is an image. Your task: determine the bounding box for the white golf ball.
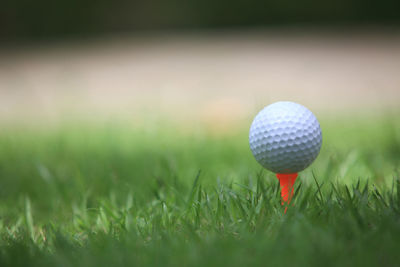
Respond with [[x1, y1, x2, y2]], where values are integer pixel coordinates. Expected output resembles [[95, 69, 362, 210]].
[[249, 101, 322, 174]]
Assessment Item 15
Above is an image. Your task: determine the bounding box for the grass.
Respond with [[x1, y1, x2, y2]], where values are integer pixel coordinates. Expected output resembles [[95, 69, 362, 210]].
[[0, 113, 399, 266]]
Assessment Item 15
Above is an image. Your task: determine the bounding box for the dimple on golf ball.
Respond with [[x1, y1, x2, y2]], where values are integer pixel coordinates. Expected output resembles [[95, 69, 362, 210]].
[[249, 101, 322, 174]]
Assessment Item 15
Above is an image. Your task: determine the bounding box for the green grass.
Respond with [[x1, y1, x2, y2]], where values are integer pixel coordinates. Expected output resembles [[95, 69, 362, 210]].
[[0, 114, 399, 267]]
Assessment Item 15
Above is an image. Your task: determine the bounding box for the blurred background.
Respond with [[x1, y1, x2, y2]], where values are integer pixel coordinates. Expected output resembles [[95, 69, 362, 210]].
[[0, 0, 400, 230], [0, 0, 400, 126]]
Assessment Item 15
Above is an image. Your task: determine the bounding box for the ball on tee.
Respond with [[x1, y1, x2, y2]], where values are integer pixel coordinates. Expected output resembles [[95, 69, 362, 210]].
[[249, 101, 322, 174]]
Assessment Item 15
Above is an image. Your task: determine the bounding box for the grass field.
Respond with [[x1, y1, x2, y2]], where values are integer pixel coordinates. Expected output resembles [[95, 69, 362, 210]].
[[0, 113, 399, 266]]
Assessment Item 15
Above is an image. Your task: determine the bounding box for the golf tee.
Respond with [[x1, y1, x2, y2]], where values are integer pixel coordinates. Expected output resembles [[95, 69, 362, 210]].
[[276, 173, 298, 206]]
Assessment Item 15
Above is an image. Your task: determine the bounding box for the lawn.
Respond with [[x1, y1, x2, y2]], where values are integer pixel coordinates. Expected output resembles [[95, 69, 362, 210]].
[[0, 112, 399, 266]]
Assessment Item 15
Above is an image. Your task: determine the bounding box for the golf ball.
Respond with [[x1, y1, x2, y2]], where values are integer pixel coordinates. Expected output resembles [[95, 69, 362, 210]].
[[249, 101, 322, 174]]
